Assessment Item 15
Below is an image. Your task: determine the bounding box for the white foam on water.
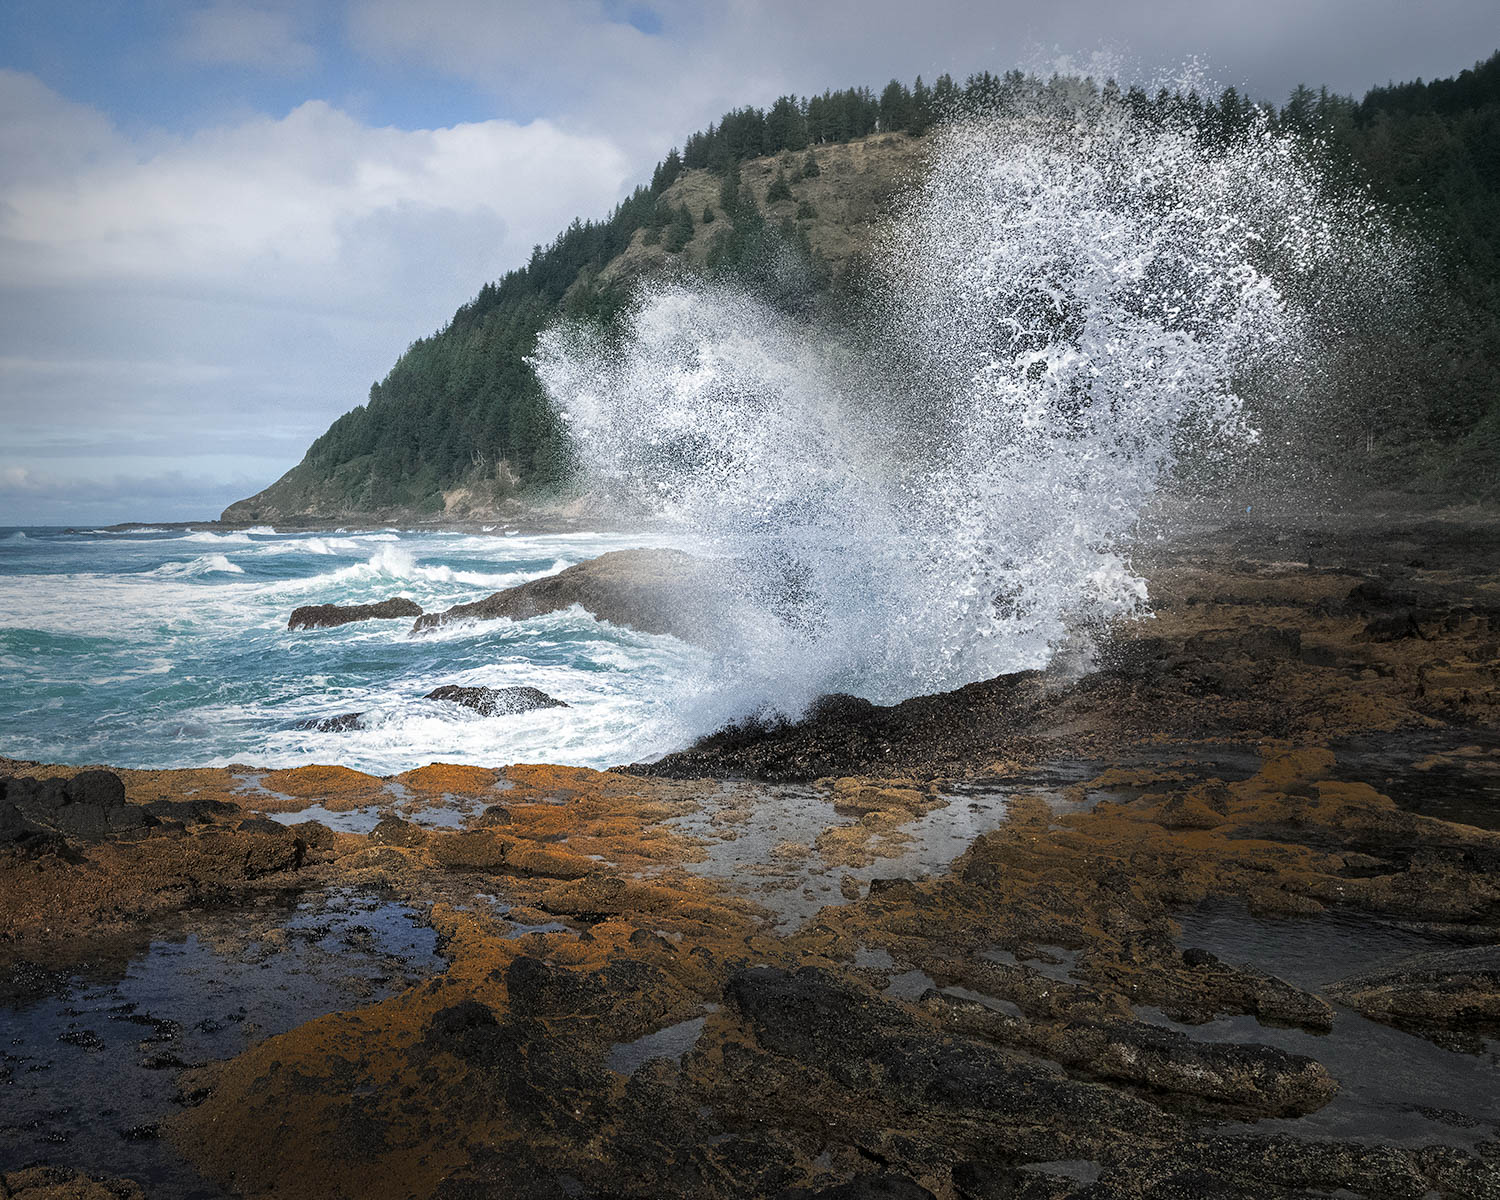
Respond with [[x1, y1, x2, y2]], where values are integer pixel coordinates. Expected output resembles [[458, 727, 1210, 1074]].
[[149, 553, 245, 577], [536, 87, 1402, 723]]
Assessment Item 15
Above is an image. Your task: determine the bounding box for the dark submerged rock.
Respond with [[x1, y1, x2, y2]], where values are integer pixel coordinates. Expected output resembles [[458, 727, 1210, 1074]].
[[291, 712, 366, 732], [425, 685, 568, 716], [288, 597, 422, 629]]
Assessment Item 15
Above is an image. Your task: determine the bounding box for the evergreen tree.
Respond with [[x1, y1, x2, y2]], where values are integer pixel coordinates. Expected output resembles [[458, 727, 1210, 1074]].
[[767, 169, 793, 203], [663, 204, 695, 252], [718, 161, 742, 217], [802, 148, 821, 177]]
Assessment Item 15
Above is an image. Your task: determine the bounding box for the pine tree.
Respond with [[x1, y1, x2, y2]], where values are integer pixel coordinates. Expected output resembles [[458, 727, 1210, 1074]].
[[663, 204, 694, 252], [767, 169, 793, 204], [802, 149, 820, 177], [718, 162, 741, 217]]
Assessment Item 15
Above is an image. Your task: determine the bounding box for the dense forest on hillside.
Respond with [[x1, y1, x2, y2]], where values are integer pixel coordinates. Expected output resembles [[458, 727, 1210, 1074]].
[[225, 54, 1500, 520]]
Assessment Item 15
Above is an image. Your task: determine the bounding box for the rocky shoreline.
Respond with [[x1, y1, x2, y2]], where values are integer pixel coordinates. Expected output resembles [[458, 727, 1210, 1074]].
[[2, 507, 1499, 1198]]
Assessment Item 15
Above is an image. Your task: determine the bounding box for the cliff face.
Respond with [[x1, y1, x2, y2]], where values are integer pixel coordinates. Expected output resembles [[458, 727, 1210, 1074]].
[[222, 133, 928, 525]]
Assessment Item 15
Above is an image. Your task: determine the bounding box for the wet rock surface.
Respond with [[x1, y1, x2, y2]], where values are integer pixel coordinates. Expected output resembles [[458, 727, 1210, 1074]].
[[424, 684, 569, 716], [3, 506, 1500, 1198], [290, 711, 366, 732], [287, 596, 422, 629], [1326, 945, 1500, 1046], [411, 547, 736, 642]]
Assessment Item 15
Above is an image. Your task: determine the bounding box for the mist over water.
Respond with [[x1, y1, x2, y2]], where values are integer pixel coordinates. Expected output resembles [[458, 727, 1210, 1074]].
[[537, 87, 1400, 720]]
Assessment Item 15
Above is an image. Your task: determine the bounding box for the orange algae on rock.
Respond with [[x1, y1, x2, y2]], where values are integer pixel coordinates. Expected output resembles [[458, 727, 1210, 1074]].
[[252, 764, 388, 810]]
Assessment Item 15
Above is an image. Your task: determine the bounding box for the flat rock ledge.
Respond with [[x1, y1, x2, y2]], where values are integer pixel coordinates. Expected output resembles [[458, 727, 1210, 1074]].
[[288, 597, 422, 629]]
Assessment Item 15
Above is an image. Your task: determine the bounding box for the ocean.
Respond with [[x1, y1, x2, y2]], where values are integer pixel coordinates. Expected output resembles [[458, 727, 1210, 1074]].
[[0, 525, 707, 774]]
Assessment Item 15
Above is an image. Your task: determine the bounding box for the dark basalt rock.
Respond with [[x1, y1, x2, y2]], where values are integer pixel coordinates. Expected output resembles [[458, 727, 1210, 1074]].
[[725, 966, 1166, 1135], [1, 770, 156, 841], [288, 597, 422, 629], [0, 801, 67, 855], [626, 675, 1049, 782], [291, 712, 366, 732], [142, 796, 240, 824], [425, 685, 568, 717]]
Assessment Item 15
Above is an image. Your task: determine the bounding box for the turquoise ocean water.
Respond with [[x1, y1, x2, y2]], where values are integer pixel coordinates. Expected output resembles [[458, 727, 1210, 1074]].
[[0, 525, 705, 773]]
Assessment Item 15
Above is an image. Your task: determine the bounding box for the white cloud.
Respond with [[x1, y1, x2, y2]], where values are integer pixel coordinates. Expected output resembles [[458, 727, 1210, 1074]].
[[0, 80, 632, 297], [175, 2, 318, 73], [346, 0, 1500, 160], [0, 70, 636, 517]]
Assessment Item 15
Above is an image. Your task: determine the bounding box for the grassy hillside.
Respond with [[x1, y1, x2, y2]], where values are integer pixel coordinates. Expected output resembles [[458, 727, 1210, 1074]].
[[224, 58, 1500, 522]]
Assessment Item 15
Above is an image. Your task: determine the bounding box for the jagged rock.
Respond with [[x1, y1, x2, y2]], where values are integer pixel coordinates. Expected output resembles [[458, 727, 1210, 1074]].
[[425, 685, 567, 716], [288, 597, 422, 630], [1, 771, 156, 841], [411, 548, 737, 643]]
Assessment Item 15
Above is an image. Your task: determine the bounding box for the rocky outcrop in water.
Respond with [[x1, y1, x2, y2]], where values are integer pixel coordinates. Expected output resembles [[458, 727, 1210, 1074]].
[[425, 685, 568, 716], [288, 597, 422, 629], [412, 548, 736, 643], [291, 712, 366, 732]]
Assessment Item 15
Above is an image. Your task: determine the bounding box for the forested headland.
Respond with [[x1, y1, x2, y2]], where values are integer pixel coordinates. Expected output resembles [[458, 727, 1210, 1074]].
[[224, 54, 1500, 522]]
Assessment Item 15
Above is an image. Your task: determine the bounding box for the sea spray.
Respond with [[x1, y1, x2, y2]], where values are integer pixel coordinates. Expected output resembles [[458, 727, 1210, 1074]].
[[535, 85, 1402, 720]]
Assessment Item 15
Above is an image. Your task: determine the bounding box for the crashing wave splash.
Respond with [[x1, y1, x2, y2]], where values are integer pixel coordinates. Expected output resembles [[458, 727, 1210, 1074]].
[[535, 86, 1394, 718]]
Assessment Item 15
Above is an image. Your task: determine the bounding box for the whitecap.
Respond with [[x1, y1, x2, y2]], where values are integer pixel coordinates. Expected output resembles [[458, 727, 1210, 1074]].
[[149, 553, 245, 577]]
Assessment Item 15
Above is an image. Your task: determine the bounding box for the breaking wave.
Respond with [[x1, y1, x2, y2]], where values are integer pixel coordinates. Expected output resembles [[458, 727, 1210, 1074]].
[[535, 86, 1401, 717], [149, 553, 246, 577]]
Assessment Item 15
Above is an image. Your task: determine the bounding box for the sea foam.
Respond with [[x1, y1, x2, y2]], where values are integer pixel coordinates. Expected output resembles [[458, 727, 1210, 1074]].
[[536, 85, 1400, 719]]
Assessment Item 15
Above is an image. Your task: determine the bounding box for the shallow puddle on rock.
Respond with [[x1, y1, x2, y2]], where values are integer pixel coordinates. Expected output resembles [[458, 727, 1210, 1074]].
[[980, 945, 1080, 984], [0, 891, 444, 1197], [1168, 900, 1500, 1149], [1332, 730, 1500, 831], [1176, 899, 1471, 991], [267, 803, 380, 833], [606, 1012, 712, 1077]]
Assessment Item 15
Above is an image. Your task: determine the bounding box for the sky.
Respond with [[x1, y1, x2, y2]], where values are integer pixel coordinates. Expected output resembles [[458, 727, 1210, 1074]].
[[1, 1, 1496, 524]]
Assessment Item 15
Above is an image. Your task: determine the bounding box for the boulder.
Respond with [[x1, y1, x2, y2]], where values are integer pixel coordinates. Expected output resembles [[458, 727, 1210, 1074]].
[[425, 685, 567, 716], [288, 597, 422, 630], [370, 814, 427, 847], [1, 771, 157, 841], [411, 548, 738, 643]]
